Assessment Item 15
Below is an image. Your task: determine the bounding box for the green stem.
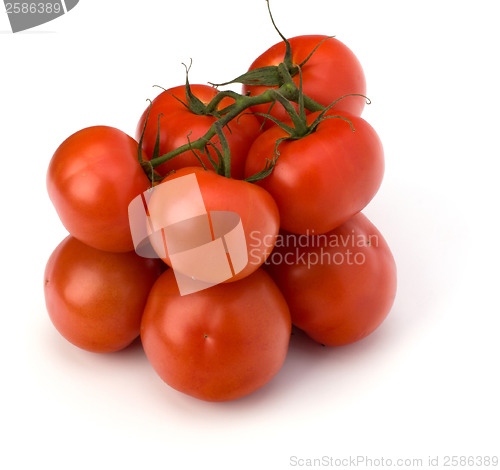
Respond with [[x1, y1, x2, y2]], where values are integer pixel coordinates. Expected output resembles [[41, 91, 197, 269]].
[[204, 90, 242, 115], [148, 81, 324, 173], [302, 95, 324, 113], [213, 121, 232, 178]]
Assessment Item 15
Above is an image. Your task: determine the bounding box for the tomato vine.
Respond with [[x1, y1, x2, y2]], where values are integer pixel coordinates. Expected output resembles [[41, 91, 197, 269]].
[[138, 0, 367, 183], [140, 68, 327, 180]]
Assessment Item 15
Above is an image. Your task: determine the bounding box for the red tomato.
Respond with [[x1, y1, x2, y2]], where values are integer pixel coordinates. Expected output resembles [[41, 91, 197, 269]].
[[141, 268, 291, 401], [44, 236, 164, 353], [47, 126, 151, 252], [146, 167, 280, 282], [242, 35, 366, 127], [244, 111, 384, 234], [135, 84, 261, 179], [265, 213, 397, 346]]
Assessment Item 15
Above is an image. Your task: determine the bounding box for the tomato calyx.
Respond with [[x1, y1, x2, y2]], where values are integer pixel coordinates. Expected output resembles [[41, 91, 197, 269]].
[[268, 92, 372, 140], [152, 61, 219, 118], [243, 147, 280, 183], [251, 63, 370, 142], [244, 83, 372, 183], [184, 64, 214, 116], [306, 93, 371, 132]]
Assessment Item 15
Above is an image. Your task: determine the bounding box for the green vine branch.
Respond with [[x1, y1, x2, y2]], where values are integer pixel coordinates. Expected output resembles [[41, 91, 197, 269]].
[[142, 65, 325, 180]]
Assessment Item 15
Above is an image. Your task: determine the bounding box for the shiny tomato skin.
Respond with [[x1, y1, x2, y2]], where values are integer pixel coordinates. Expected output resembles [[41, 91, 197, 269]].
[[141, 268, 291, 402], [244, 112, 384, 235], [47, 126, 151, 253], [242, 35, 366, 127], [44, 236, 164, 353], [148, 167, 280, 282], [265, 213, 397, 346], [135, 84, 261, 179]]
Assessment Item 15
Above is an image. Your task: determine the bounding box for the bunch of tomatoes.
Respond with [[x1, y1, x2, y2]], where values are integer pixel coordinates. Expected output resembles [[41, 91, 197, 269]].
[[44, 8, 397, 403]]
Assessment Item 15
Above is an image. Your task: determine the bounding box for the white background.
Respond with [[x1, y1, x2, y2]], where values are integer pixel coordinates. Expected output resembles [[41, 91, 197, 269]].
[[1, 1, 499, 469]]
